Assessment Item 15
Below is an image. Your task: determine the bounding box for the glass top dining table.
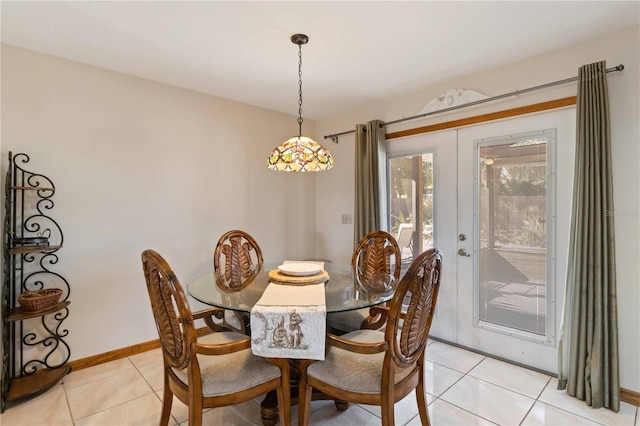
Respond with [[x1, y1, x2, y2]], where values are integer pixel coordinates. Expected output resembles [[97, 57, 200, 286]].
[[187, 262, 395, 313]]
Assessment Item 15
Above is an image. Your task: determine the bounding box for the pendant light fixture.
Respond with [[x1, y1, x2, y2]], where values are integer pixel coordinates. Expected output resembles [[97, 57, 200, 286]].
[[268, 34, 334, 172]]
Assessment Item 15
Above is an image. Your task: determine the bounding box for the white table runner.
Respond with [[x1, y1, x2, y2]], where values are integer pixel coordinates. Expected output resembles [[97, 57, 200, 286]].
[[250, 282, 326, 360]]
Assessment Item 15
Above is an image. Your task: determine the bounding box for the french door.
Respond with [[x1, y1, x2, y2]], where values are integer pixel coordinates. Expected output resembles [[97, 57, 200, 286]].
[[386, 108, 575, 373]]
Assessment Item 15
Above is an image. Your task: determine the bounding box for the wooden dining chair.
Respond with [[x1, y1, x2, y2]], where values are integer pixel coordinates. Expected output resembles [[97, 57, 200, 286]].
[[141, 249, 291, 426], [211, 230, 264, 333], [327, 230, 401, 334], [298, 248, 443, 426]]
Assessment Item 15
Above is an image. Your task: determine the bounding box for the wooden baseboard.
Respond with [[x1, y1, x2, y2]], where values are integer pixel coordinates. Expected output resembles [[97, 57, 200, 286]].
[[67, 327, 213, 372], [67, 331, 639, 407], [621, 387, 640, 407]]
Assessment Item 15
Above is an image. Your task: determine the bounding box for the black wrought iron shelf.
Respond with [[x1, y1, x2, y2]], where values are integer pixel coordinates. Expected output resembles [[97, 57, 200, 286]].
[[6, 302, 71, 322], [2, 152, 71, 413], [8, 245, 62, 255]]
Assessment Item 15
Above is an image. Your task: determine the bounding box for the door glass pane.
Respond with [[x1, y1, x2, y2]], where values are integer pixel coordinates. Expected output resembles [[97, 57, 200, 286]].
[[478, 137, 548, 336], [388, 153, 434, 266]]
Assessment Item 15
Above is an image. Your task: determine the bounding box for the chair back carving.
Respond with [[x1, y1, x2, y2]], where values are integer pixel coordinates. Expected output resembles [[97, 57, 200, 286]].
[[213, 230, 264, 291], [351, 230, 401, 292], [385, 248, 442, 368], [141, 249, 196, 370]]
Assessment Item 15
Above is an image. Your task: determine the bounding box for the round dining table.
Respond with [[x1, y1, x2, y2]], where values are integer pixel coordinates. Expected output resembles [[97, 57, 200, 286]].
[[187, 261, 395, 314]]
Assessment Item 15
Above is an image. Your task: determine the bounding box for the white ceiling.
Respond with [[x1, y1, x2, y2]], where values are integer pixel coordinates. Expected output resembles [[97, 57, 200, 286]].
[[2, 1, 638, 120]]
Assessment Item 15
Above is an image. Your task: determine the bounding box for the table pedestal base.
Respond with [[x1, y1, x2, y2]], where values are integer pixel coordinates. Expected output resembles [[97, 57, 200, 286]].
[[260, 388, 348, 426]]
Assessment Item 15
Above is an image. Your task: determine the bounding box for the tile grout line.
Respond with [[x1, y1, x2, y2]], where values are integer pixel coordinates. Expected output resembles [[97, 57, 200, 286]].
[[127, 354, 183, 425], [429, 352, 556, 425], [532, 379, 610, 426], [60, 380, 76, 426], [520, 375, 553, 426], [431, 395, 499, 425], [519, 376, 554, 425], [427, 353, 503, 424], [465, 370, 547, 401], [69, 357, 158, 424]]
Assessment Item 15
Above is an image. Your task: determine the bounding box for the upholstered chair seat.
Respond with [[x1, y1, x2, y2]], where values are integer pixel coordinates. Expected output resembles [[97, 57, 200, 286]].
[[306, 329, 415, 394], [172, 332, 282, 397]]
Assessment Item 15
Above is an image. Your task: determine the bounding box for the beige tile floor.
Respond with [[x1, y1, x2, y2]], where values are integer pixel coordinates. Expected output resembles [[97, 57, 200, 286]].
[[1, 340, 638, 425]]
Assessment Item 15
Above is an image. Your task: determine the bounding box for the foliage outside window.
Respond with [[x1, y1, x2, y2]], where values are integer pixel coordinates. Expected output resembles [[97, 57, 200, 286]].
[[388, 154, 434, 256]]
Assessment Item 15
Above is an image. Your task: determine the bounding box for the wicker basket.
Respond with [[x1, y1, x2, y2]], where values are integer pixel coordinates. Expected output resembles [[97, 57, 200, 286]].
[[18, 289, 63, 312]]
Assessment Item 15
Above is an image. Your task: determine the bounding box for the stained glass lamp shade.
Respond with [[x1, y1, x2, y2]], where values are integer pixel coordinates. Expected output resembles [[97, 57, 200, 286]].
[[268, 136, 333, 172]]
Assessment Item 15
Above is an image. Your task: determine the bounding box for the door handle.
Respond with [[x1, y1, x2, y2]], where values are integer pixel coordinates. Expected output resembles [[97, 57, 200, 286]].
[[457, 248, 471, 257]]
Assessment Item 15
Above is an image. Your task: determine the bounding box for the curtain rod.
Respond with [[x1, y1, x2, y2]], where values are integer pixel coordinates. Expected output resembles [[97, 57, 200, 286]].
[[324, 64, 624, 143]]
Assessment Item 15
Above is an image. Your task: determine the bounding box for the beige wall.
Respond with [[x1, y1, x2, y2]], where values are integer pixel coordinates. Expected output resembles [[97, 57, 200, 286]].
[[315, 26, 640, 392], [0, 45, 318, 360]]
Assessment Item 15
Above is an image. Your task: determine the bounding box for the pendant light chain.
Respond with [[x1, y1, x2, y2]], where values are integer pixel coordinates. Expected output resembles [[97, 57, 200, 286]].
[[267, 33, 333, 172], [297, 42, 304, 136]]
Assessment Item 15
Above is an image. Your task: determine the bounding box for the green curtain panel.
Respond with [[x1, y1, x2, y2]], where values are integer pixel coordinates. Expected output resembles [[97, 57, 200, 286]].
[[354, 119, 387, 246], [558, 61, 620, 411]]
